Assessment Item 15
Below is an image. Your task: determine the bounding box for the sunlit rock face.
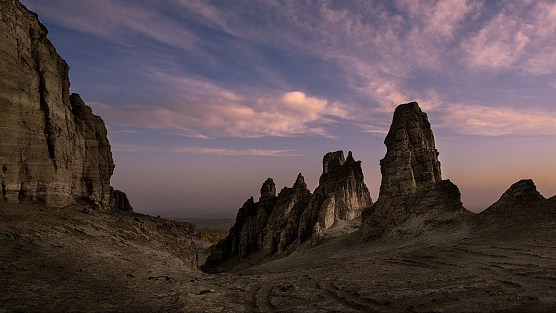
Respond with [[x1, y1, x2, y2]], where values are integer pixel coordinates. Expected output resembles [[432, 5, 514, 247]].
[[203, 151, 372, 271], [0, 0, 127, 209], [362, 102, 467, 239]]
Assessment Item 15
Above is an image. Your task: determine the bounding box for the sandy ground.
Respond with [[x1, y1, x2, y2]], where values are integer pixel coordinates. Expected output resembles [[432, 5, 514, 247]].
[[1, 203, 556, 312]]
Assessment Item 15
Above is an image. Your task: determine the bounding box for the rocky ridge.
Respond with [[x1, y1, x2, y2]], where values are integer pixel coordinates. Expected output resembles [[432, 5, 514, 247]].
[[361, 102, 469, 239], [479, 179, 556, 219], [0, 0, 128, 210], [203, 151, 371, 271]]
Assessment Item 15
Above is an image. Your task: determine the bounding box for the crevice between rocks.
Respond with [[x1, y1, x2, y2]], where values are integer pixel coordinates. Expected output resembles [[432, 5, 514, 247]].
[[31, 27, 57, 171]]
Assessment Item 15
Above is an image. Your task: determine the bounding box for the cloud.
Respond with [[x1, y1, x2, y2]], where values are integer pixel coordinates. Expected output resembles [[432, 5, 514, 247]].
[[26, 0, 556, 139], [111, 144, 301, 156], [171, 148, 303, 157], [462, 1, 556, 74], [441, 104, 556, 136], [90, 80, 348, 138], [22, 0, 199, 52]]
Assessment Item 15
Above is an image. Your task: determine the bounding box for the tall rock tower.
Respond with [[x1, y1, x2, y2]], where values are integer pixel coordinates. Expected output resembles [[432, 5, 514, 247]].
[[379, 102, 442, 197], [362, 102, 467, 239]]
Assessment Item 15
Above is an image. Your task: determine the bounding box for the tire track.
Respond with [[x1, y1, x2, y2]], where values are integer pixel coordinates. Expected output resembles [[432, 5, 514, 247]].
[[316, 279, 384, 312], [244, 283, 275, 312], [244, 283, 260, 313]]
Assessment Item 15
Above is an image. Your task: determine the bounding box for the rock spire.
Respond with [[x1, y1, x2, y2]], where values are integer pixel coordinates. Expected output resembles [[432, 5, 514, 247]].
[[203, 150, 372, 272], [379, 102, 442, 197], [361, 102, 467, 239]]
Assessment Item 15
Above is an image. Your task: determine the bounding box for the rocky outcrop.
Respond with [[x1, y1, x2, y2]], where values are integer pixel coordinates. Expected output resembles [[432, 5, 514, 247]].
[[0, 0, 128, 209], [298, 151, 372, 241], [379, 102, 442, 197], [110, 188, 133, 211], [203, 175, 311, 271], [361, 102, 467, 239], [480, 179, 555, 218], [203, 151, 371, 271]]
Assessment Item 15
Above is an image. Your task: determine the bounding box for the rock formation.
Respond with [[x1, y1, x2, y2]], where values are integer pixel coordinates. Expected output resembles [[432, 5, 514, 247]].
[[298, 151, 372, 241], [203, 151, 371, 271], [480, 179, 556, 218], [361, 102, 467, 239], [110, 188, 133, 211], [0, 0, 129, 209]]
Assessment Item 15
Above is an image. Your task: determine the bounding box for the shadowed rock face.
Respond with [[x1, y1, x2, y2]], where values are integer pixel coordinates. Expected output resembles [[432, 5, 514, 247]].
[[0, 0, 129, 209], [204, 151, 372, 271], [110, 188, 133, 212], [298, 151, 372, 241], [362, 102, 466, 239], [480, 179, 556, 218], [203, 175, 311, 271]]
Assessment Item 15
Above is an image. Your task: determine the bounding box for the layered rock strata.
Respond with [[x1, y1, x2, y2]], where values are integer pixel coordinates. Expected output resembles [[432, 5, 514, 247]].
[[204, 151, 371, 271], [362, 102, 467, 239], [0, 0, 128, 209]]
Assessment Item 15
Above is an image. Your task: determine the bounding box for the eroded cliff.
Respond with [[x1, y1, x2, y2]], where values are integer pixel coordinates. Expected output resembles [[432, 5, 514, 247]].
[[0, 0, 127, 209]]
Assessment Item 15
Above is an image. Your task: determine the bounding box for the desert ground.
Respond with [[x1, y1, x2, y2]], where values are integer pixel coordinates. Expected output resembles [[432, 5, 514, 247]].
[[2, 203, 556, 313]]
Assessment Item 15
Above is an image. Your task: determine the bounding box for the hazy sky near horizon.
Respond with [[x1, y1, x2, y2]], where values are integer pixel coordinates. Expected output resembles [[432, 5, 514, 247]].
[[21, 0, 556, 217]]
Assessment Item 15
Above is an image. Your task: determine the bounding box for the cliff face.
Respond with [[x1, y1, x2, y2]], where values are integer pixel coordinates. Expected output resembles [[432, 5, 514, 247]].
[[361, 102, 467, 239], [204, 151, 371, 271], [0, 0, 126, 209]]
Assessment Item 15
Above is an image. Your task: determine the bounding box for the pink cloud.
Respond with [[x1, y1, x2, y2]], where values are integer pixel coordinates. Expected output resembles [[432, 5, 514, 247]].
[[462, 1, 556, 74], [441, 104, 556, 136], [89, 83, 348, 138], [111, 144, 301, 157]]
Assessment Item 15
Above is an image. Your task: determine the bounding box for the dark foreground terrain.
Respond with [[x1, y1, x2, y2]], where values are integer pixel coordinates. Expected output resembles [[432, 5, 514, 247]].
[[1, 203, 556, 312]]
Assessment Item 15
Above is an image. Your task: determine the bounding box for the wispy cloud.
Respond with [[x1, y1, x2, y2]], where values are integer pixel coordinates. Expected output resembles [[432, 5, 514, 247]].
[[25, 0, 556, 138], [441, 104, 556, 136], [462, 1, 556, 74], [90, 81, 348, 138], [111, 144, 301, 157], [171, 148, 303, 157], [23, 0, 199, 52]]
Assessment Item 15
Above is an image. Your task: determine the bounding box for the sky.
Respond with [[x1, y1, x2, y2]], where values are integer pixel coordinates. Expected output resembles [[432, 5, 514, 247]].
[[20, 0, 556, 217]]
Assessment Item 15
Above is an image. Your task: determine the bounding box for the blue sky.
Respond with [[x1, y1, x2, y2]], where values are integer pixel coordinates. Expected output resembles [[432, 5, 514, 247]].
[[21, 0, 556, 216]]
